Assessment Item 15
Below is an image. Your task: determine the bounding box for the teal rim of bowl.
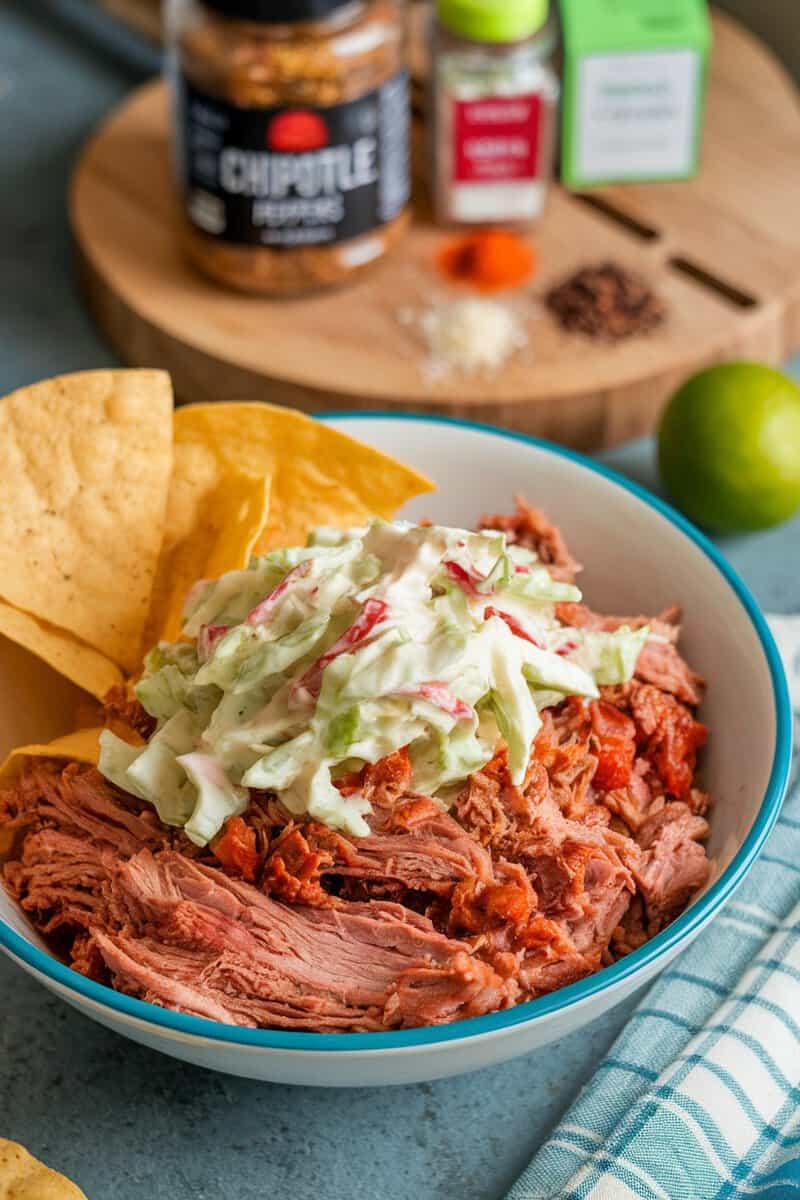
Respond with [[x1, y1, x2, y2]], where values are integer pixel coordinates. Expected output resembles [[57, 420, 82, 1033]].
[[0, 414, 793, 1053]]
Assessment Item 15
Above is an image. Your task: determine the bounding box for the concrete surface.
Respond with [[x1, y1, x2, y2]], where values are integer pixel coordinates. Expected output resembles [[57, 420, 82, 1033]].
[[0, 4, 799, 1198]]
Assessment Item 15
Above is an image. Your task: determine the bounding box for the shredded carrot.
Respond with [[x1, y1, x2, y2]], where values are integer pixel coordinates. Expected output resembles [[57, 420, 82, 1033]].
[[436, 230, 536, 292]]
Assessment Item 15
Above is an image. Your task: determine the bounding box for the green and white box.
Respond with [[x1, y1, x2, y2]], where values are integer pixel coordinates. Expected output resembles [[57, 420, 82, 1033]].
[[560, 0, 712, 187]]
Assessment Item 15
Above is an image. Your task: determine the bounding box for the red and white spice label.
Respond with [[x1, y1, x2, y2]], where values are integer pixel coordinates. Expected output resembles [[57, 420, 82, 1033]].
[[452, 93, 543, 184]]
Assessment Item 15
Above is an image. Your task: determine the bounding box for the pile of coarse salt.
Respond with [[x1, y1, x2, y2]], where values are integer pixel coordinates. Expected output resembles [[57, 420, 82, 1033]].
[[398, 296, 529, 380]]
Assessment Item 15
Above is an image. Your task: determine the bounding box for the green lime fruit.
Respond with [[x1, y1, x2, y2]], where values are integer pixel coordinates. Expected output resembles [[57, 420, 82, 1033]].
[[658, 362, 800, 533]]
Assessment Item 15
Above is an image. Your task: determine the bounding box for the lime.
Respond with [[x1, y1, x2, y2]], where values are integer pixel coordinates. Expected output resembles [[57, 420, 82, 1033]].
[[658, 363, 800, 533]]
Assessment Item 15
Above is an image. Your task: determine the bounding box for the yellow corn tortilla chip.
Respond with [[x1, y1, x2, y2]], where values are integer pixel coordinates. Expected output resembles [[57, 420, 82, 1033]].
[[0, 727, 102, 785], [0, 599, 123, 700], [0, 1140, 87, 1199], [143, 406, 272, 649], [173, 403, 435, 556], [0, 369, 173, 673]]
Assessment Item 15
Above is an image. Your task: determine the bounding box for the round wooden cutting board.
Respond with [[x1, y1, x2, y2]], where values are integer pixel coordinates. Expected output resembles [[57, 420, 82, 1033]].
[[72, 11, 800, 449]]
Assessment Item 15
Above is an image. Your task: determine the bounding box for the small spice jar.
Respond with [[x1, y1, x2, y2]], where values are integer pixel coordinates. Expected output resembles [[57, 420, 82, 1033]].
[[165, 0, 411, 295], [429, 0, 559, 226]]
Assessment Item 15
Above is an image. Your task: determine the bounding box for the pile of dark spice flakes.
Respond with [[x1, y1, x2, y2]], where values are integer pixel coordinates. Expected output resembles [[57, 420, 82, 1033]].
[[546, 262, 666, 341]]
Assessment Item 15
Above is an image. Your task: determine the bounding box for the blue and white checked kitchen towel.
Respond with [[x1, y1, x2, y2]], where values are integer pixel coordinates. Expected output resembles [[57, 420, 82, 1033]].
[[508, 617, 800, 1200]]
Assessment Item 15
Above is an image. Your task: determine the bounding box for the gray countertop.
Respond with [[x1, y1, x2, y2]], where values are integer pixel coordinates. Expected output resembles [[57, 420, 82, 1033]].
[[1, 5, 799, 1198]]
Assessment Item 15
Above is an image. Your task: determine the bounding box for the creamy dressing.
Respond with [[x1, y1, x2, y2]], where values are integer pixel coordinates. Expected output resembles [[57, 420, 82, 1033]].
[[99, 520, 648, 845]]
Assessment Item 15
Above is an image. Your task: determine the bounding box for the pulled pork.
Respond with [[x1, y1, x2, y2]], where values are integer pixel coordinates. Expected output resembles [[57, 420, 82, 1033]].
[[1, 507, 711, 1032], [480, 497, 582, 583]]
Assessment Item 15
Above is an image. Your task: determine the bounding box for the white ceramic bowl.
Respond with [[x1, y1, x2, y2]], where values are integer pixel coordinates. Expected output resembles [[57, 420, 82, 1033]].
[[0, 416, 791, 1086]]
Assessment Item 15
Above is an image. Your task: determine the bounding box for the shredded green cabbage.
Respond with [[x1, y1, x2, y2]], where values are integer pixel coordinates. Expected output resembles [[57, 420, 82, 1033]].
[[100, 520, 647, 844]]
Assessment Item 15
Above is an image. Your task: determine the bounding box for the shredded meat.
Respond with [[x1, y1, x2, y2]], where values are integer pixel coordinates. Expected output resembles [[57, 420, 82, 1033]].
[[264, 826, 334, 908], [611, 895, 649, 958], [556, 603, 704, 706], [1, 504, 712, 1032], [633, 803, 710, 931], [628, 683, 708, 800], [103, 684, 157, 742], [480, 497, 581, 583], [602, 757, 662, 834]]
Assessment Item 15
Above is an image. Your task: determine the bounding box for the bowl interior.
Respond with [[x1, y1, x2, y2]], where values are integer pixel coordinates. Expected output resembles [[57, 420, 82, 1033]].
[[0, 415, 785, 1033], [338, 415, 778, 876]]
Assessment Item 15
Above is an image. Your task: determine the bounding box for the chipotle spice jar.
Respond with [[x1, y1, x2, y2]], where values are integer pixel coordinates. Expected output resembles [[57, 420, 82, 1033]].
[[166, 0, 411, 295], [429, 0, 559, 226]]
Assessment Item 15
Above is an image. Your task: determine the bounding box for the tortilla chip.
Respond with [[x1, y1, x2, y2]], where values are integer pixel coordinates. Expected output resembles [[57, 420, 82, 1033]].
[[0, 727, 102, 785], [0, 1141, 87, 1199], [0, 599, 123, 699], [143, 406, 272, 649], [0, 370, 173, 673], [172, 403, 434, 555]]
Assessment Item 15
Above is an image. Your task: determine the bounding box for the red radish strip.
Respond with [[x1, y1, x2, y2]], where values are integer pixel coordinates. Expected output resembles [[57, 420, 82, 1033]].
[[443, 559, 489, 599], [246, 559, 313, 625], [393, 681, 474, 720], [179, 752, 245, 799], [556, 639, 579, 657], [514, 565, 530, 575], [291, 599, 391, 703], [197, 623, 229, 662], [485, 606, 544, 649]]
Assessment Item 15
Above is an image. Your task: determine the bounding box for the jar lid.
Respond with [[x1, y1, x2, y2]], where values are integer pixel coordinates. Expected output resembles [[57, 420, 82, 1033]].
[[203, 0, 353, 21], [436, 0, 549, 43]]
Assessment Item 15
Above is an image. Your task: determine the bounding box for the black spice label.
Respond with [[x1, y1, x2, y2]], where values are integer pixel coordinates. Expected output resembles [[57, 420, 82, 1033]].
[[177, 72, 410, 248]]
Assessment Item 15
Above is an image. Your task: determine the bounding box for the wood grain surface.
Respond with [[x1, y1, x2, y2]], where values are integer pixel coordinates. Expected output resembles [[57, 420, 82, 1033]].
[[71, 10, 800, 449]]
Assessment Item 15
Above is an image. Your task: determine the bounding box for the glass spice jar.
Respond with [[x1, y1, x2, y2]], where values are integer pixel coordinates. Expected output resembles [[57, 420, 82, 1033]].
[[165, 0, 411, 295], [429, 0, 559, 226]]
